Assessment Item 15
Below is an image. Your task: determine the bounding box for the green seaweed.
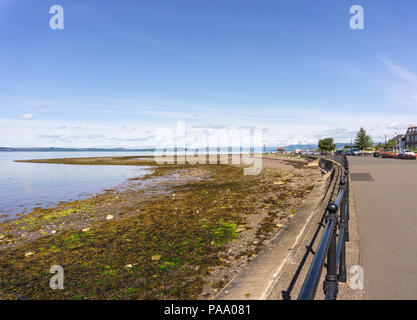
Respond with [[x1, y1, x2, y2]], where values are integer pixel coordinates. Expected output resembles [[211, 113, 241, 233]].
[[0, 158, 319, 300]]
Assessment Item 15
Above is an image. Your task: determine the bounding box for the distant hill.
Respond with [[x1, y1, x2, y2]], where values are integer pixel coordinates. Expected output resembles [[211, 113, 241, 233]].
[[0, 147, 155, 152], [268, 143, 350, 152]]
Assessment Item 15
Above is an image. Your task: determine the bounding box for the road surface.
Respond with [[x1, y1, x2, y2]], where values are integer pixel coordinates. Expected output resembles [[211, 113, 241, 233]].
[[349, 156, 417, 299]]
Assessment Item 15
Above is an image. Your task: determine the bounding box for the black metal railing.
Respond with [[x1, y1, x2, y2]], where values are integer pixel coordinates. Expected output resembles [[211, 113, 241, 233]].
[[298, 155, 350, 300]]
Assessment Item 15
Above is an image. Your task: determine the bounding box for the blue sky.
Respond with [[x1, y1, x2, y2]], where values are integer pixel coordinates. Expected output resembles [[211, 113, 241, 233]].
[[1, 0, 417, 147]]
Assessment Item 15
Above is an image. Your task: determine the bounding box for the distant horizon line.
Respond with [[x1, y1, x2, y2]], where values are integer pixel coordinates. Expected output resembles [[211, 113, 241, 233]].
[[0, 143, 353, 152]]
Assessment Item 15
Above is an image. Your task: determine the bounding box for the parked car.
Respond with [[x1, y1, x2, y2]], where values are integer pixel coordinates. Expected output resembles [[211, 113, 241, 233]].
[[398, 149, 416, 160], [380, 151, 391, 158], [402, 149, 416, 156], [347, 148, 361, 156]]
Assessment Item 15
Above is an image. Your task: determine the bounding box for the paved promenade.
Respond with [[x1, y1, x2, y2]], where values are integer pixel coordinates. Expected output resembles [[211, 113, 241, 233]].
[[349, 157, 417, 299]]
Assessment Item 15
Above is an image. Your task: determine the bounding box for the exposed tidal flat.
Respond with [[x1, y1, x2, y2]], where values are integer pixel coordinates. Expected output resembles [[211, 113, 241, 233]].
[[0, 155, 321, 300]]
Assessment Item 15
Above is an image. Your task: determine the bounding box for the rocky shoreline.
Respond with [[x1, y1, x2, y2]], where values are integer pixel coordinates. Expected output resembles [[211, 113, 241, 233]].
[[0, 156, 321, 300]]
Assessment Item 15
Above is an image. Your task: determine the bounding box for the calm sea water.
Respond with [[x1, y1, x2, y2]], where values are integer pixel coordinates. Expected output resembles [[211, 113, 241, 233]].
[[0, 152, 153, 219]]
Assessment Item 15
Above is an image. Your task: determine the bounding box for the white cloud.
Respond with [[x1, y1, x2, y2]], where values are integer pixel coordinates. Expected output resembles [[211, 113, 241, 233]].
[[314, 129, 357, 141], [2, 108, 416, 148], [387, 122, 409, 131], [380, 55, 417, 86], [192, 124, 229, 129], [18, 113, 35, 120]]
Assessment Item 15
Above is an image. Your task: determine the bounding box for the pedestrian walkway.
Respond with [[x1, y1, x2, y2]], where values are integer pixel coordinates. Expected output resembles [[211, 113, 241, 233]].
[[349, 157, 417, 299]]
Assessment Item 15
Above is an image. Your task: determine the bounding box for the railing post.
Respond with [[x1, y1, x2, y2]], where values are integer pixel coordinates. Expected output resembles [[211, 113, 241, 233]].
[[338, 178, 347, 283], [344, 162, 350, 242], [323, 202, 338, 300]]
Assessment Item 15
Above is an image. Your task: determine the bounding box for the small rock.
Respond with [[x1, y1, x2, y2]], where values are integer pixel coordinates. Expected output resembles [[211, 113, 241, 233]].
[[276, 223, 284, 228], [106, 214, 114, 220]]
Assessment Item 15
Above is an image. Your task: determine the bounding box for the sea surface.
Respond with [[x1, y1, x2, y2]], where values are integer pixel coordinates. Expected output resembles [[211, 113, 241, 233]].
[[0, 151, 153, 219]]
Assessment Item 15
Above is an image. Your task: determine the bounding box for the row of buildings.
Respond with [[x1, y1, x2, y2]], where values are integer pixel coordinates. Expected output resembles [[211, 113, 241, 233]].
[[394, 125, 417, 150]]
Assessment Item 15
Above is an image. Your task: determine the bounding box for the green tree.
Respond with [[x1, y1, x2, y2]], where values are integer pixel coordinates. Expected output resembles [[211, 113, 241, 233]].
[[354, 128, 373, 150], [318, 137, 336, 153], [385, 138, 396, 149], [376, 138, 397, 151]]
